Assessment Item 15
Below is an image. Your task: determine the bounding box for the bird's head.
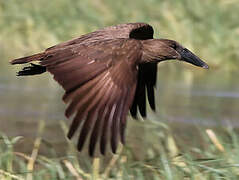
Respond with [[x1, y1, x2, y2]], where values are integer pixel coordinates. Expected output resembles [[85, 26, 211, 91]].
[[141, 39, 209, 69]]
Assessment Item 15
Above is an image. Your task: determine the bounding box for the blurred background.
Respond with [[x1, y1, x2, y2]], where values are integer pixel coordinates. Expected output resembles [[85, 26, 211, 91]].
[[0, 0, 239, 178]]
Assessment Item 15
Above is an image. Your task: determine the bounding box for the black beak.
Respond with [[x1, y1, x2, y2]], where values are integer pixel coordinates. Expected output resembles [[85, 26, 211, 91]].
[[179, 48, 209, 69]]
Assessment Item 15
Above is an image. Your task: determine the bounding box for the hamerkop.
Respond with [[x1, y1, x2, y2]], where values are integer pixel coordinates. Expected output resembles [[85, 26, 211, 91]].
[[11, 23, 209, 156]]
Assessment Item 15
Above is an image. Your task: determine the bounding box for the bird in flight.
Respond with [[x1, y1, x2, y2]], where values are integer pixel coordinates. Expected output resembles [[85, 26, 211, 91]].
[[11, 23, 209, 156]]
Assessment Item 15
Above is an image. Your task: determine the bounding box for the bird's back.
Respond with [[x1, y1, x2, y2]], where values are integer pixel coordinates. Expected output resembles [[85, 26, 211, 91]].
[[47, 23, 153, 51]]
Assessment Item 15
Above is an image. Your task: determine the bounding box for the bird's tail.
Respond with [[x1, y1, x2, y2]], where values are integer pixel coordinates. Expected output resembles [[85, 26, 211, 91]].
[[10, 52, 45, 65], [10, 52, 46, 76]]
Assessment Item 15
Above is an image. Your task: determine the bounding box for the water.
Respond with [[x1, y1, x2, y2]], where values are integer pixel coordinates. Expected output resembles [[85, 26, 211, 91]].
[[1, 62, 239, 154]]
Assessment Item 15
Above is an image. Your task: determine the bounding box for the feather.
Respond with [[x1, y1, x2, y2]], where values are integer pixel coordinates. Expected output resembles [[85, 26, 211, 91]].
[[88, 82, 114, 156], [120, 84, 137, 144], [65, 71, 109, 117], [67, 111, 86, 139], [77, 108, 98, 151], [17, 64, 46, 76], [130, 63, 157, 117], [111, 89, 125, 153], [11, 52, 45, 65], [100, 103, 117, 155]]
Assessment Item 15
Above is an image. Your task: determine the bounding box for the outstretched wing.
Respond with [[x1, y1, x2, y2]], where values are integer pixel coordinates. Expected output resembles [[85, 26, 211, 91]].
[[43, 39, 141, 155], [47, 22, 157, 118]]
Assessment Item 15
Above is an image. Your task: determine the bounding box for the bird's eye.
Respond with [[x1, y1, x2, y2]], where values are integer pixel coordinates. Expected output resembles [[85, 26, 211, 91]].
[[172, 44, 177, 49]]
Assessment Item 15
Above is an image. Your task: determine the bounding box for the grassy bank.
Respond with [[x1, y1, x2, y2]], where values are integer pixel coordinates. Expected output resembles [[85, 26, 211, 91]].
[[1, 120, 239, 180]]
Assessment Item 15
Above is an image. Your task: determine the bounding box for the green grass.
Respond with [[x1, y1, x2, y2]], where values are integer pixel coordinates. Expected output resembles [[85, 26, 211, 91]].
[[1, 120, 239, 180]]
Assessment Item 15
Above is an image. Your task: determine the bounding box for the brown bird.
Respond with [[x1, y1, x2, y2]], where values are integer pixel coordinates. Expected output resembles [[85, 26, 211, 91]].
[[10, 23, 208, 156]]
